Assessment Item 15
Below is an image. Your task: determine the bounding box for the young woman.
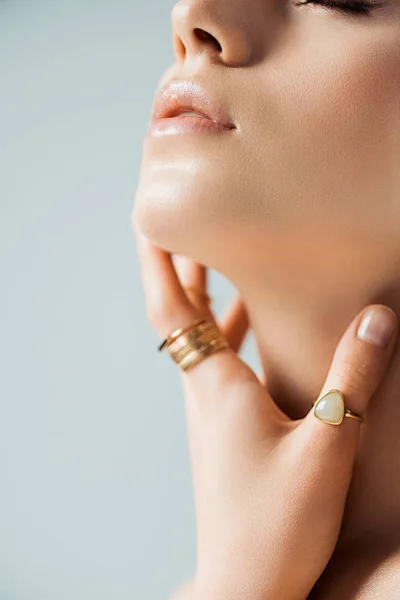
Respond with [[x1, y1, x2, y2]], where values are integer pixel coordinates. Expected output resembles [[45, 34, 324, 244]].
[[133, 0, 400, 597]]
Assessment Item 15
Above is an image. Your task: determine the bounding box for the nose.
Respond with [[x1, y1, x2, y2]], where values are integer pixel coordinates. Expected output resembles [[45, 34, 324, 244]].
[[171, 0, 266, 68]]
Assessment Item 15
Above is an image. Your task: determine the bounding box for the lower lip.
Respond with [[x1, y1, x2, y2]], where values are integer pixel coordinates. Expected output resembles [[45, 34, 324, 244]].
[[147, 115, 235, 137]]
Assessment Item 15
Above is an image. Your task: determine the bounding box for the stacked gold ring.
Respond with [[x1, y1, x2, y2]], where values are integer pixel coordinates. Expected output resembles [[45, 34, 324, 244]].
[[158, 318, 230, 372]]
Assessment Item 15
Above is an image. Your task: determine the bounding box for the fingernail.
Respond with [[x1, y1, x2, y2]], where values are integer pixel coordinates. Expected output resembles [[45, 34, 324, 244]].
[[357, 307, 397, 347]]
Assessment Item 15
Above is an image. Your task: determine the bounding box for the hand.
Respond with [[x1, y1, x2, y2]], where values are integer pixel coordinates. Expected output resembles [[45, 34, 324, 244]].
[[134, 229, 398, 600]]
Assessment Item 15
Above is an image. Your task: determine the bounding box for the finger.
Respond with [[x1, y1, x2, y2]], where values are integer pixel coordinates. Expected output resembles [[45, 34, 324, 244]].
[[173, 255, 207, 291], [297, 304, 398, 477], [175, 257, 250, 352], [135, 230, 196, 333], [314, 304, 397, 423], [167, 255, 257, 389], [173, 256, 214, 315], [219, 295, 250, 353], [168, 254, 250, 352], [135, 229, 259, 391]]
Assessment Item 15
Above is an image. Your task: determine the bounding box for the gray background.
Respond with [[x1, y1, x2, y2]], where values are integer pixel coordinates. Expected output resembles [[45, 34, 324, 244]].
[[0, 1, 260, 598]]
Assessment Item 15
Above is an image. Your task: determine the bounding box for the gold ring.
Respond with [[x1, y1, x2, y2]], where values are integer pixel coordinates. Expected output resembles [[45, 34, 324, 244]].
[[183, 286, 213, 305], [158, 318, 207, 352], [343, 409, 364, 422], [313, 389, 364, 425], [158, 318, 229, 372]]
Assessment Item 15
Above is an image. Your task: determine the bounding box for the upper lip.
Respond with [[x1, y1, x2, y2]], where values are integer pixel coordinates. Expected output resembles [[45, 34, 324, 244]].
[[150, 79, 236, 130]]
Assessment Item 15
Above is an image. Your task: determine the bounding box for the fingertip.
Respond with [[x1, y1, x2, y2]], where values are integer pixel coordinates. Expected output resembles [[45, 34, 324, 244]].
[[356, 305, 398, 350]]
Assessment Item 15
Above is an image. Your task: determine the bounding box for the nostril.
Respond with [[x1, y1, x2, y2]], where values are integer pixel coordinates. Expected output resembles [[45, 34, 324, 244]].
[[173, 33, 186, 60], [194, 28, 222, 53]]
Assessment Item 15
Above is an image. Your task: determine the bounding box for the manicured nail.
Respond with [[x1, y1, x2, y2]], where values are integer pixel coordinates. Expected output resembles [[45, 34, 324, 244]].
[[357, 307, 397, 347]]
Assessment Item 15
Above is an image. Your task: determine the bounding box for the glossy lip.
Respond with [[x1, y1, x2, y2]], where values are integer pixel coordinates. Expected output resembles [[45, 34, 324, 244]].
[[148, 79, 237, 136]]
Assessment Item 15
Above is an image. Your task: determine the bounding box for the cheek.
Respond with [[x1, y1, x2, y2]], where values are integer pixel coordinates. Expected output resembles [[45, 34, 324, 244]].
[[273, 25, 400, 230]]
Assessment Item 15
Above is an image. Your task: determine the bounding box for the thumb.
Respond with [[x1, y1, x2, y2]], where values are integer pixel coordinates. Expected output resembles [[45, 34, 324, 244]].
[[297, 304, 398, 475]]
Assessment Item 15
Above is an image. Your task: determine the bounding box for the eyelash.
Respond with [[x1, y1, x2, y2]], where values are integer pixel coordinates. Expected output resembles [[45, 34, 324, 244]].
[[294, 0, 376, 15]]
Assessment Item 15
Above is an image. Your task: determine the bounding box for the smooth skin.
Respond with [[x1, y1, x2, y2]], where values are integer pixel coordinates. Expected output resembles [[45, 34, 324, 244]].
[[134, 226, 398, 600], [133, 0, 400, 595]]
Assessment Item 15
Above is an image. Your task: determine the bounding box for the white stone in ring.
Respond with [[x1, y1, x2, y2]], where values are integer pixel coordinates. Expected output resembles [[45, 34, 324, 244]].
[[313, 389, 345, 425]]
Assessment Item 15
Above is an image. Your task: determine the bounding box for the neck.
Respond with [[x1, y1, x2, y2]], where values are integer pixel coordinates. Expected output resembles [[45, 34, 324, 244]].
[[243, 281, 400, 420], [224, 227, 400, 545]]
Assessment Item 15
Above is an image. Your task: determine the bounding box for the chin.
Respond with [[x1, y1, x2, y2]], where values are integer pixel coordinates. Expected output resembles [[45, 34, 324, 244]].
[[132, 131, 291, 273], [133, 169, 197, 257], [132, 123, 262, 264], [132, 159, 242, 269]]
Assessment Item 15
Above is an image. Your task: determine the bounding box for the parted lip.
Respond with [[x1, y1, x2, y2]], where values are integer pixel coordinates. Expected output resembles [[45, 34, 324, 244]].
[[150, 79, 237, 130]]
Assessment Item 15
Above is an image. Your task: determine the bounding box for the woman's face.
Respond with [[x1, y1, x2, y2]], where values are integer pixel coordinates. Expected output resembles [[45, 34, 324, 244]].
[[133, 0, 400, 279]]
